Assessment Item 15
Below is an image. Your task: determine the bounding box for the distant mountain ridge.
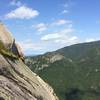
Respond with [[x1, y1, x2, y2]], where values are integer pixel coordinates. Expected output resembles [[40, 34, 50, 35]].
[[25, 40, 100, 100]]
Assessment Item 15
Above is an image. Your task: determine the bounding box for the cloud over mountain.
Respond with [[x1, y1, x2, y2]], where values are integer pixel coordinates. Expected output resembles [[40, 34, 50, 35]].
[[5, 6, 39, 19]]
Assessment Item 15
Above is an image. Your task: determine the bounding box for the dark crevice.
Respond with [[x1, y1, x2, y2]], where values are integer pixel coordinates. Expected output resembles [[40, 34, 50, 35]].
[[0, 97, 5, 100], [65, 87, 100, 100]]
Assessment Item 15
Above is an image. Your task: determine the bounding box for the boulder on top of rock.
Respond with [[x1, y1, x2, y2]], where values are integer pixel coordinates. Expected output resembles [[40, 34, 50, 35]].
[[11, 39, 24, 58]]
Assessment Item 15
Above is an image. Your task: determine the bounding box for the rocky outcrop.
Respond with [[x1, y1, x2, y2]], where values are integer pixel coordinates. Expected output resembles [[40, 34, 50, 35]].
[[0, 22, 23, 58], [49, 54, 64, 63], [0, 23, 58, 100], [0, 23, 13, 49]]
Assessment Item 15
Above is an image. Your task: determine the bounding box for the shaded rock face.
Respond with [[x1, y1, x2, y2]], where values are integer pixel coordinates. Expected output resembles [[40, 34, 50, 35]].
[[0, 23, 58, 100], [11, 40, 24, 58]]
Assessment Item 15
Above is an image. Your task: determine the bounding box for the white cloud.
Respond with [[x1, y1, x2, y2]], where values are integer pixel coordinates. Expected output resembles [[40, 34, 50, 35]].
[[69, 36, 78, 41], [52, 19, 72, 26], [39, 28, 79, 53], [61, 10, 69, 14], [32, 19, 71, 32], [18, 39, 52, 54], [41, 28, 74, 41], [18, 39, 42, 52], [41, 28, 78, 45], [60, 28, 74, 33], [10, 0, 22, 7], [96, 20, 100, 24], [55, 36, 78, 44], [41, 33, 61, 41], [5, 6, 39, 19], [86, 38, 96, 42], [32, 23, 47, 32], [63, 3, 68, 8], [31, 19, 72, 34]]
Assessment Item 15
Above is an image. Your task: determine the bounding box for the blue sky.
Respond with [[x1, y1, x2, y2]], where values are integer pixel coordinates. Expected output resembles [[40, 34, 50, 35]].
[[0, 0, 100, 55]]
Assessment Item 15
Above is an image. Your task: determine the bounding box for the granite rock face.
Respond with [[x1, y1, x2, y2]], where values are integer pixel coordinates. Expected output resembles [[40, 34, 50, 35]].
[[0, 23, 13, 48], [0, 23, 58, 100]]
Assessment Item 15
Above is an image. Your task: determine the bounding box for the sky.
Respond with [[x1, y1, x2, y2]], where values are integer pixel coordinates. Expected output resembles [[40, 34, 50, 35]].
[[0, 0, 100, 55]]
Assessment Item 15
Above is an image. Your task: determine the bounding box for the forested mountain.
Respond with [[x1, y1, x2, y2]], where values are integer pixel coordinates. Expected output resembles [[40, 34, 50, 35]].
[[25, 41, 100, 100]]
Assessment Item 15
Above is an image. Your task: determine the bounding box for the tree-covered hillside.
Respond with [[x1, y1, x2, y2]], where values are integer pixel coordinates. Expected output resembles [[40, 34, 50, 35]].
[[25, 41, 100, 100]]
